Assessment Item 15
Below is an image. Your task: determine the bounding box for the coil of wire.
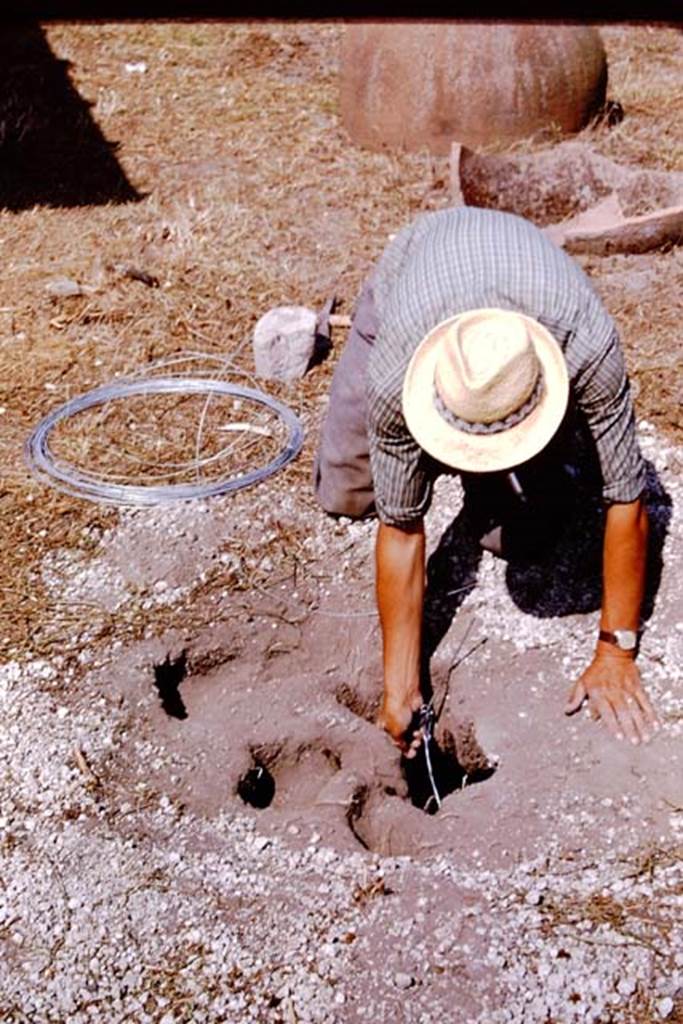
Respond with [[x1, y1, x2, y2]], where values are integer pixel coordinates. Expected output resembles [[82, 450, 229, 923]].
[[24, 375, 305, 507]]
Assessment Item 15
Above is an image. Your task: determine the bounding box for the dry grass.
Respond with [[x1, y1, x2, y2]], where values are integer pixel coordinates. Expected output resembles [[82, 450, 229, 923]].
[[46, 385, 290, 488], [1, 21, 682, 662], [598, 24, 683, 170]]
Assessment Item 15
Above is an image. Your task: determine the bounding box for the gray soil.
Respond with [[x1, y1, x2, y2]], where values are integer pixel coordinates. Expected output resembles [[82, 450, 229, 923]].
[[3, 418, 682, 1023]]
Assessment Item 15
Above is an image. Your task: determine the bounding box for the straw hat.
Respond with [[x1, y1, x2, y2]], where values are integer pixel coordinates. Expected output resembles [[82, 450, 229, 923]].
[[401, 308, 569, 473]]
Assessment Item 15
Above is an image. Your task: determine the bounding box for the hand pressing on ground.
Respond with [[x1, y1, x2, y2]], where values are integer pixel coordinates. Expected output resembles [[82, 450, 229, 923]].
[[565, 649, 660, 745], [571, 499, 657, 745], [377, 690, 424, 759]]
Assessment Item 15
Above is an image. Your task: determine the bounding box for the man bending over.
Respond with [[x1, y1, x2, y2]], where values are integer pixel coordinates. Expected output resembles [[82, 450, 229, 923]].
[[314, 207, 659, 755]]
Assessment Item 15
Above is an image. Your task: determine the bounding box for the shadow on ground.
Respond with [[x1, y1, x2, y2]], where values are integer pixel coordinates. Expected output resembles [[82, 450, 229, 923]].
[[0, 23, 141, 210], [423, 458, 672, 660]]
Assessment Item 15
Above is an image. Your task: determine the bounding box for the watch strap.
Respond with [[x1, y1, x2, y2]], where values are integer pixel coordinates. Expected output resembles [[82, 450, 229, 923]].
[[599, 628, 638, 651]]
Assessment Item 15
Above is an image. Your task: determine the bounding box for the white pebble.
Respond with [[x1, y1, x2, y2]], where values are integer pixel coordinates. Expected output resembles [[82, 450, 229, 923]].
[[658, 997, 674, 1018], [617, 976, 637, 997]]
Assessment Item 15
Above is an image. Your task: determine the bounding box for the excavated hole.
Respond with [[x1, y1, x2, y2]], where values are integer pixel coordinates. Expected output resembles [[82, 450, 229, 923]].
[[334, 682, 380, 722], [151, 642, 242, 723], [237, 744, 342, 812], [237, 763, 276, 809], [335, 685, 497, 818], [152, 651, 188, 720], [349, 720, 498, 853], [146, 651, 496, 856], [403, 727, 497, 815]]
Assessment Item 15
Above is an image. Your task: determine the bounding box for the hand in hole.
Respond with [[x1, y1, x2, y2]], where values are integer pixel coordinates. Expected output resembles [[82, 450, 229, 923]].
[[377, 691, 424, 759]]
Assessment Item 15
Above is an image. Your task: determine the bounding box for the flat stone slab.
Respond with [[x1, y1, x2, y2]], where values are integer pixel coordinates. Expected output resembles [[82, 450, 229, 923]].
[[451, 140, 683, 254], [544, 194, 683, 255]]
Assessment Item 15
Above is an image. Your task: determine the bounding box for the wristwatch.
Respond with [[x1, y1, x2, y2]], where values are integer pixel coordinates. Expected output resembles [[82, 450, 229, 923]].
[[599, 628, 639, 652]]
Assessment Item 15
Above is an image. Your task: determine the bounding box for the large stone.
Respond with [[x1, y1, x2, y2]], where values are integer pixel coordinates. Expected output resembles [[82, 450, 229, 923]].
[[449, 139, 683, 255], [452, 140, 683, 225], [252, 305, 317, 382], [545, 195, 683, 256], [341, 23, 607, 155]]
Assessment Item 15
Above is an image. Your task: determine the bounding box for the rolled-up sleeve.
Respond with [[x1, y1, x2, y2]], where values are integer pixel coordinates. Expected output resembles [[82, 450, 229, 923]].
[[572, 325, 647, 503], [367, 368, 434, 526]]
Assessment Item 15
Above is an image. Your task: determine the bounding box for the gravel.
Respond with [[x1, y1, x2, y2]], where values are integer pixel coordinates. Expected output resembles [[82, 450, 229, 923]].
[[1, 420, 681, 1023]]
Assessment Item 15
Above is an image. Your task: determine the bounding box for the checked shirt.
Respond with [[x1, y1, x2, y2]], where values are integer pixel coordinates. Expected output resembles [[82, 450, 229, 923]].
[[366, 207, 647, 527]]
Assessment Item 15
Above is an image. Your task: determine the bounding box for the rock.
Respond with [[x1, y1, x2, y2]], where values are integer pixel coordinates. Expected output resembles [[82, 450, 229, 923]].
[[45, 276, 84, 298], [253, 305, 317, 382], [616, 975, 637, 997], [554, 198, 683, 257], [452, 140, 683, 227], [658, 997, 674, 1018], [341, 24, 607, 155], [393, 972, 415, 990]]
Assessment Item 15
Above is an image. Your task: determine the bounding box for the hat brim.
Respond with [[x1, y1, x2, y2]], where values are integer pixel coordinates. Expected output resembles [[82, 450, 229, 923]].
[[402, 309, 570, 473]]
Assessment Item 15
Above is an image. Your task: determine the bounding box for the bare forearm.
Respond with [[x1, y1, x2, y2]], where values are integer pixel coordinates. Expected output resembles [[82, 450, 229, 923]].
[[599, 499, 648, 640], [375, 520, 425, 702]]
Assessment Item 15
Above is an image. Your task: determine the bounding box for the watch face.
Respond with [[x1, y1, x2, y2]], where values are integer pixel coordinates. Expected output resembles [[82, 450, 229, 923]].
[[614, 629, 638, 651]]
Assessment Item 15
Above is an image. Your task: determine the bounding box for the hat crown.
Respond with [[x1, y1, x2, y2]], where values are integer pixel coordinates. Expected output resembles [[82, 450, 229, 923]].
[[401, 305, 569, 474], [434, 310, 541, 425]]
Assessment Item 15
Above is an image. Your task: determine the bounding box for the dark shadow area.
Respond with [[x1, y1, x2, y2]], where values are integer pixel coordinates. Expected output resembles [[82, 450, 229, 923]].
[[237, 763, 276, 809], [423, 405, 672, 662], [306, 329, 333, 373], [0, 23, 142, 210], [153, 651, 188, 720], [307, 295, 339, 373], [403, 740, 497, 815], [638, 463, 672, 624], [504, 465, 670, 621], [13, 2, 678, 20]]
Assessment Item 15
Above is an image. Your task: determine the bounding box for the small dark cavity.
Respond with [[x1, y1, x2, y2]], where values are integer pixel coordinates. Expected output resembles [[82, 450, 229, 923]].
[[334, 683, 378, 723], [153, 651, 188, 720], [321, 747, 342, 771], [237, 764, 276, 809], [346, 783, 371, 850], [602, 99, 624, 128], [122, 265, 160, 288], [403, 738, 497, 816]]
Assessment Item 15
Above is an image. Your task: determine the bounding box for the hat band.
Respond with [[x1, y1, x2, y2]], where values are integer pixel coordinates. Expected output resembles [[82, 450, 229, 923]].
[[432, 374, 545, 436]]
